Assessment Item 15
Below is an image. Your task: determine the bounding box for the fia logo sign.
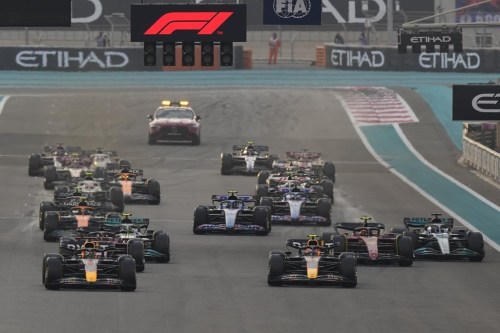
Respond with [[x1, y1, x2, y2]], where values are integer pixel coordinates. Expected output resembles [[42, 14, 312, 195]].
[[273, 0, 311, 19]]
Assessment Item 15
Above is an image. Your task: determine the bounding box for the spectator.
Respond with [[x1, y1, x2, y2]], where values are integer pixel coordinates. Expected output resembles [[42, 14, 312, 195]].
[[364, 17, 372, 45], [334, 33, 344, 44], [103, 33, 109, 47], [95, 31, 104, 47], [268, 32, 280, 65], [359, 32, 368, 46]]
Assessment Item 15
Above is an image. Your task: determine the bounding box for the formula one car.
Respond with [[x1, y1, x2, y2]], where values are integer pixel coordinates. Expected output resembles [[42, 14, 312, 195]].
[[391, 214, 485, 261], [148, 100, 201, 145], [28, 144, 82, 176], [258, 187, 331, 226], [220, 142, 278, 175], [105, 168, 161, 205], [333, 217, 414, 266], [193, 191, 271, 235], [271, 149, 336, 182], [40, 198, 116, 241], [256, 173, 333, 202], [42, 242, 136, 291], [267, 235, 357, 287]]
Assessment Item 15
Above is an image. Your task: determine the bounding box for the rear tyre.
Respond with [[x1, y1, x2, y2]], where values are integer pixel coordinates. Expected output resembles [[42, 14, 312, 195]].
[[340, 253, 357, 288], [333, 235, 347, 253], [191, 135, 201, 146], [254, 207, 271, 236], [93, 167, 106, 179], [255, 185, 269, 201], [119, 257, 137, 291], [39, 202, 56, 230], [320, 179, 334, 202], [257, 171, 270, 185], [321, 232, 335, 243], [146, 179, 161, 204], [259, 197, 273, 214], [127, 240, 145, 273], [467, 231, 485, 262], [43, 212, 59, 242], [110, 186, 124, 212], [148, 134, 157, 145], [220, 153, 233, 175], [390, 227, 407, 234], [267, 254, 285, 286], [323, 161, 336, 182], [397, 236, 414, 267], [267, 154, 278, 169], [43, 166, 58, 190], [193, 206, 209, 234], [317, 198, 331, 226], [28, 154, 43, 176], [44, 257, 63, 290], [153, 231, 170, 263]]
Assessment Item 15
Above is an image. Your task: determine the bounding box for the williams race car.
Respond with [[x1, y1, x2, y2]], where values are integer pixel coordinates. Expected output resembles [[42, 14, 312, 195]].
[[42, 242, 136, 291], [391, 214, 485, 261], [193, 191, 271, 235], [267, 235, 357, 287], [332, 217, 414, 266], [220, 142, 278, 175]]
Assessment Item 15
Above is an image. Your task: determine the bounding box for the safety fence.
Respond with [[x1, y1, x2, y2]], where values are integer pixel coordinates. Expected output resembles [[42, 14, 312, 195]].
[[463, 136, 500, 183]]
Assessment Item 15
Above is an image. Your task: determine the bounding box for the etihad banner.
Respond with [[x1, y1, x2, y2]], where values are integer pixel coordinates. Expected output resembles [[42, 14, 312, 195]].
[[453, 85, 500, 121], [0, 47, 157, 71], [324, 44, 500, 73], [456, 0, 500, 23], [130, 4, 246, 42]]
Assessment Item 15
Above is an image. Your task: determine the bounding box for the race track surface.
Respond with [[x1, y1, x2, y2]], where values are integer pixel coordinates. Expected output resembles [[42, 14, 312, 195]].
[[0, 86, 498, 333]]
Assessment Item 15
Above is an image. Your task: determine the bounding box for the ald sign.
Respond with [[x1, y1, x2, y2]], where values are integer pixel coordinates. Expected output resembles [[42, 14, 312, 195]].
[[264, 0, 322, 25]]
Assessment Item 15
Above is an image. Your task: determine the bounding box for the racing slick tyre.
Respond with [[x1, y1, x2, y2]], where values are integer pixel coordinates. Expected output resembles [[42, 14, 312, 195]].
[[119, 159, 131, 169], [146, 179, 161, 204], [110, 186, 124, 212], [127, 240, 145, 273], [323, 161, 336, 182], [255, 185, 269, 201], [43, 212, 59, 242], [153, 231, 170, 263], [403, 230, 419, 251], [259, 197, 274, 214], [43, 166, 58, 190], [119, 256, 137, 291], [257, 171, 270, 185], [220, 153, 233, 175], [268, 253, 285, 286], [191, 134, 201, 146], [93, 167, 106, 179], [59, 238, 77, 258], [148, 134, 157, 145], [39, 202, 56, 230], [254, 207, 271, 236], [397, 236, 414, 267], [320, 179, 334, 202], [321, 232, 335, 243], [193, 206, 209, 234], [390, 227, 407, 234], [28, 153, 43, 176], [44, 256, 63, 290], [268, 154, 279, 169], [317, 198, 331, 226], [333, 235, 348, 253], [42, 253, 63, 285], [467, 232, 485, 262], [340, 253, 357, 288]]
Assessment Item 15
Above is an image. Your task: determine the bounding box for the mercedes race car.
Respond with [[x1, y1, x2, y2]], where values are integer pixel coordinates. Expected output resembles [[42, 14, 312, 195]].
[[148, 100, 201, 145], [193, 191, 271, 235], [42, 242, 136, 291], [391, 214, 485, 261], [332, 217, 414, 266], [267, 235, 357, 287], [258, 187, 331, 226], [220, 142, 278, 175]]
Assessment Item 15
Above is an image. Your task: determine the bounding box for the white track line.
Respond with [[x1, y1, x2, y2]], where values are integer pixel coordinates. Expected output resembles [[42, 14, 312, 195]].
[[0, 96, 10, 116]]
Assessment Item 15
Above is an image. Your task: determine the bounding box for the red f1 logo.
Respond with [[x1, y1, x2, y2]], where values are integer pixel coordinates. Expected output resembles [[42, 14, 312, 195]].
[[144, 12, 233, 35]]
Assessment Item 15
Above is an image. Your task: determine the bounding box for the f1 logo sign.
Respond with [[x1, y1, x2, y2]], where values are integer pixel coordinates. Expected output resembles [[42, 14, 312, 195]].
[[131, 4, 246, 43], [453, 85, 500, 120], [144, 12, 233, 35], [472, 94, 500, 113]]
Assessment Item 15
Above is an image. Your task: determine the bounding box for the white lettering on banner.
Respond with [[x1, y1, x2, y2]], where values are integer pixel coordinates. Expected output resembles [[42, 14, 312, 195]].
[[72, 0, 103, 24], [322, 0, 386, 24], [331, 49, 385, 68], [16, 50, 129, 69], [472, 94, 500, 113], [419, 53, 480, 70], [410, 36, 452, 44]]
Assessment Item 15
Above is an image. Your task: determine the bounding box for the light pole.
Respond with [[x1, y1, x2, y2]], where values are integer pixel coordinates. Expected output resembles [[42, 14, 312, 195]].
[[362, 0, 400, 45]]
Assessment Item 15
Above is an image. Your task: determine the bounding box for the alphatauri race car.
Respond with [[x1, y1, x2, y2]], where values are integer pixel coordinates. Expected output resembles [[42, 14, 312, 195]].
[[267, 235, 357, 287], [193, 191, 271, 235], [391, 214, 485, 261], [42, 241, 136, 291], [220, 142, 278, 175], [332, 217, 414, 266]]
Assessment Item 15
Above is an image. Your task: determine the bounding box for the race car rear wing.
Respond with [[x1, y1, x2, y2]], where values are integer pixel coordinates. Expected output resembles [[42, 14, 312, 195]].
[[403, 217, 454, 228], [212, 194, 255, 202], [285, 239, 334, 249], [334, 222, 386, 233], [105, 217, 150, 226], [286, 151, 321, 160], [232, 145, 269, 152]]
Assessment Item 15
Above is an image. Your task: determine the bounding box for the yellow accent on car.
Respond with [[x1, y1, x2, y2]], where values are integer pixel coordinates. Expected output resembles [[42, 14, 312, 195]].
[[86, 271, 97, 283], [161, 100, 171, 106], [307, 267, 318, 279], [179, 100, 189, 106]]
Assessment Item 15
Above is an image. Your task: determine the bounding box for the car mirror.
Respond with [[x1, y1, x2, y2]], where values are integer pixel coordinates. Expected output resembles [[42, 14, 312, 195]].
[[195, 115, 201, 121], [147, 115, 153, 121]]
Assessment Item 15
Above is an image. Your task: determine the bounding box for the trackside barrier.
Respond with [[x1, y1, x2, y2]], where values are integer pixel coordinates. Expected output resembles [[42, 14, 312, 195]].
[[315, 46, 325, 67], [463, 136, 500, 183]]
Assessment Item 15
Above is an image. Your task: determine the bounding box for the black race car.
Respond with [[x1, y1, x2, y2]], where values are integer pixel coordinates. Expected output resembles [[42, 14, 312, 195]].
[[267, 235, 357, 287], [42, 241, 136, 291]]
